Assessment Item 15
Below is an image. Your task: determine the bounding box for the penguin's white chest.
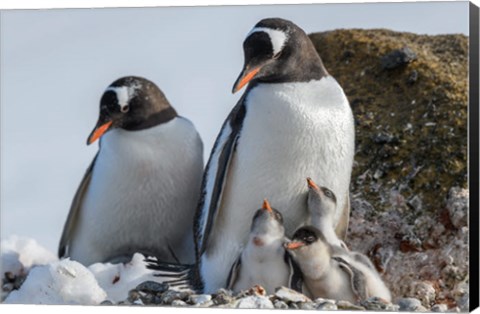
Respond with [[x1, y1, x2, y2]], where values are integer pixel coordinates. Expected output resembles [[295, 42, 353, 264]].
[[224, 77, 354, 235], [70, 118, 203, 265]]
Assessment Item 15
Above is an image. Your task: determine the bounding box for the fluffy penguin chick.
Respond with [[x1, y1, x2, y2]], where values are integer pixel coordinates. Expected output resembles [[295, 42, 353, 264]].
[[226, 199, 303, 294], [285, 226, 391, 303]]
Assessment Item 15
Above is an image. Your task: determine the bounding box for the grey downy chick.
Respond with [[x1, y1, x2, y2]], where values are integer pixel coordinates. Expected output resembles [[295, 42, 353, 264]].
[[226, 199, 303, 294]]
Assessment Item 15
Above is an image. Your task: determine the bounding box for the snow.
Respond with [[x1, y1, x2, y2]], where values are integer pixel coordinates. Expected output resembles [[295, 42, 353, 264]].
[[1, 236, 162, 305], [1, 235, 57, 276]]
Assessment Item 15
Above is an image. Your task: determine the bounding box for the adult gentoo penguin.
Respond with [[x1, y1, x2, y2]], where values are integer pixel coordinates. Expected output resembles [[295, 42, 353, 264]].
[[193, 18, 355, 293], [226, 199, 303, 294], [285, 226, 391, 302], [58, 76, 203, 266]]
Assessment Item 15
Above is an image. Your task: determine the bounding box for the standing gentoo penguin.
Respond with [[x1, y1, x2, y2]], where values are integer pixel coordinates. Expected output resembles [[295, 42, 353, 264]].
[[226, 199, 303, 294], [58, 76, 204, 266], [285, 226, 391, 303], [193, 18, 355, 293]]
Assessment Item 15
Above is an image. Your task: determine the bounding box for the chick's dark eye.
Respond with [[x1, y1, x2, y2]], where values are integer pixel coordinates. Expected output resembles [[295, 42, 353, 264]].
[[306, 236, 315, 243], [121, 105, 130, 113]]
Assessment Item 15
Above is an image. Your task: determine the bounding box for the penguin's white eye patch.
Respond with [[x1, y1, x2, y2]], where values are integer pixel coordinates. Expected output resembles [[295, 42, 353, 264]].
[[247, 27, 288, 56], [105, 84, 140, 113]]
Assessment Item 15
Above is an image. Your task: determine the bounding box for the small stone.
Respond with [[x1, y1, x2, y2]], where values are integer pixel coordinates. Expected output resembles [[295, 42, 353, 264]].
[[407, 195, 423, 212], [373, 132, 398, 144], [127, 289, 141, 303], [361, 297, 392, 311], [160, 290, 191, 305], [4, 272, 15, 282], [274, 286, 311, 303], [212, 289, 234, 305], [381, 47, 417, 70], [298, 301, 315, 310], [289, 302, 299, 309], [316, 300, 337, 310], [407, 70, 419, 85], [2, 283, 14, 292], [235, 295, 274, 309], [100, 300, 113, 305], [273, 300, 289, 309], [337, 300, 366, 310], [132, 299, 144, 306], [172, 300, 187, 307], [431, 304, 448, 312], [414, 281, 436, 307], [188, 294, 212, 305], [398, 297, 423, 311], [135, 281, 169, 294], [446, 187, 468, 229]]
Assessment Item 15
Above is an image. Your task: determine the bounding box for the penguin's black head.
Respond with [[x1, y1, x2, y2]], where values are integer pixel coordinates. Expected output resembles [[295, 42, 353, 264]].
[[232, 18, 327, 93], [87, 76, 177, 145], [284, 226, 328, 250]]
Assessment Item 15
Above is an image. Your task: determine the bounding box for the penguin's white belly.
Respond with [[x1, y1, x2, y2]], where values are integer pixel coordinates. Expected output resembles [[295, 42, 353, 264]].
[[201, 77, 354, 293], [69, 118, 203, 265]]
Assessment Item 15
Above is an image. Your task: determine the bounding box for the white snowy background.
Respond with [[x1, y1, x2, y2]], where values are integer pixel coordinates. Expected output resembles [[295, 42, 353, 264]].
[[0, 0, 470, 306]]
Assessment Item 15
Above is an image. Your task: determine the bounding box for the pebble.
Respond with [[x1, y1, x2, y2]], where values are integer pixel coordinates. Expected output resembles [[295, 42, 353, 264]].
[[100, 300, 113, 305], [127, 289, 141, 303], [381, 47, 417, 70], [171, 300, 187, 307], [188, 294, 212, 305], [298, 301, 315, 310], [273, 300, 289, 309], [446, 187, 468, 229], [398, 297, 423, 311], [431, 304, 448, 312], [362, 297, 397, 311], [316, 300, 338, 310], [212, 289, 234, 305], [160, 290, 191, 305], [235, 295, 274, 309], [2, 283, 14, 292], [337, 300, 366, 310], [135, 281, 169, 294], [274, 286, 311, 303]]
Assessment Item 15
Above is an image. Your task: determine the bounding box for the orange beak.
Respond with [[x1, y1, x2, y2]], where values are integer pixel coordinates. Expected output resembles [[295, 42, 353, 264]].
[[284, 241, 305, 250], [307, 177, 320, 191], [262, 199, 273, 213], [87, 121, 113, 145], [232, 67, 261, 93]]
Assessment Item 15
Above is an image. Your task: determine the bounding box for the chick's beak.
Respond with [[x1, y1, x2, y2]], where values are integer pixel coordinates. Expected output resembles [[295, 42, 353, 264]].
[[284, 241, 305, 250], [262, 199, 273, 213], [307, 177, 320, 191]]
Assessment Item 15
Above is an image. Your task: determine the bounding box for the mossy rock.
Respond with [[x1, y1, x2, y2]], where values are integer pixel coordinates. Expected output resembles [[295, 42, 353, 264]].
[[309, 29, 467, 215]]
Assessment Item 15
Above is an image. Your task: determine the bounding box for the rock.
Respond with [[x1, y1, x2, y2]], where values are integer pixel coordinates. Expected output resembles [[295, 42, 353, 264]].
[[431, 304, 448, 312], [446, 187, 468, 228], [2, 283, 14, 293], [274, 286, 311, 303], [188, 294, 212, 305], [212, 289, 234, 305], [398, 297, 423, 311], [362, 297, 397, 311], [414, 281, 436, 306], [171, 300, 187, 307], [273, 300, 289, 309], [235, 295, 274, 309], [100, 300, 113, 305], [407, 70, 419, 85], [160, 290, 191, 305], [316, 300, 337, 310], [337, 300, 366, 310], [135, 281, 169, 294], [298, 301, 315, 310], [380, 47, 417, 70], [127, 289, 141, 303]]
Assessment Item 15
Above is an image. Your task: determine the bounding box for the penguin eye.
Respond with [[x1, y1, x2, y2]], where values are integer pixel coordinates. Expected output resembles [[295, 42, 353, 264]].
[[306, 236, 315, 243], [121, 105, 130, 113], [324, 190, 332, 198]]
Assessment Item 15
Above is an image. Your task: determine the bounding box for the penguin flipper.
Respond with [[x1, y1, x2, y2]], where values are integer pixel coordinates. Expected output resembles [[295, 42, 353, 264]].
[[333, 256, 368, 302], [226, 255, 242, 290], [335, 193, 350, 241], [284, 250, 304, 293], [58, 153, 98, 258], [194, 96, 247, 256]]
